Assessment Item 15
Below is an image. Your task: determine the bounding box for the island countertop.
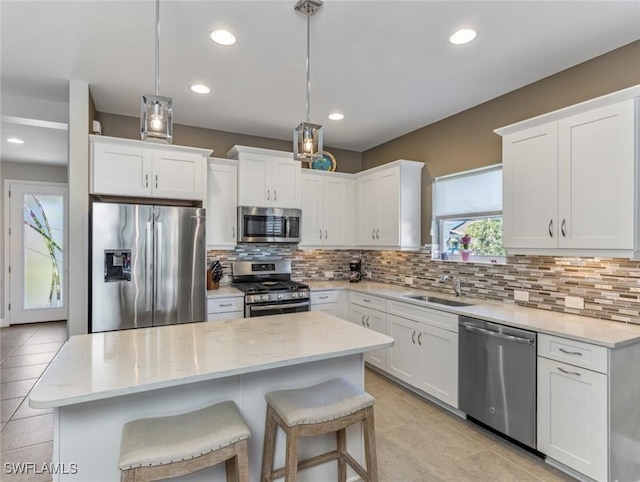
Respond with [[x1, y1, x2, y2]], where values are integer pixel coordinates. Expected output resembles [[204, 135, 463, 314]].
[[29, 312, 394, 409]]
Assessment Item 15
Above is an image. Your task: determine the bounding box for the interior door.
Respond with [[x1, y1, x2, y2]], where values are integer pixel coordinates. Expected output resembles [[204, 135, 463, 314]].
[[6, 181, 68, 324]]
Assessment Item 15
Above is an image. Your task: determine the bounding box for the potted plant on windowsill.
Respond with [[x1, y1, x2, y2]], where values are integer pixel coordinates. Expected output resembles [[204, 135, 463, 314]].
[[460, 234, 471, 261]]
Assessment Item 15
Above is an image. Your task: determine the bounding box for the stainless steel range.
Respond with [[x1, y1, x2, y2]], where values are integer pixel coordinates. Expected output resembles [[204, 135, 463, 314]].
[[232, 261, 310, 318]]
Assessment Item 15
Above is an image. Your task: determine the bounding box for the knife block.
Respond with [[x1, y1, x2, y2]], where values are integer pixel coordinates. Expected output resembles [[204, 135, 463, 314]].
[[207, 272, 219, 290]]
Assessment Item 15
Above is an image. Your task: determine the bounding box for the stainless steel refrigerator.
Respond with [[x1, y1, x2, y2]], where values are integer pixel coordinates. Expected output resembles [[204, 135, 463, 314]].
[[91, 202, 205, 332]]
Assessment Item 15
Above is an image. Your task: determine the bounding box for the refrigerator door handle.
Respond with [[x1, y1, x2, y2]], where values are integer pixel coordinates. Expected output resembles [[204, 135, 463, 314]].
[[154, 221, 162, 310], [146, 222, 153, 311]]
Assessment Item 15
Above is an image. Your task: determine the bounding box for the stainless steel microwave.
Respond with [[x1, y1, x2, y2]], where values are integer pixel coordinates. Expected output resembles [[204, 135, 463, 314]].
[[238, 206, 301, 243]]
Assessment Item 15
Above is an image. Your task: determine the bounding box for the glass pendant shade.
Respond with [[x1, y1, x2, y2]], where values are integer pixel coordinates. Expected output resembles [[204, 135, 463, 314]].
[[294, 122, 323, 160], [140, 94, 173, 144]]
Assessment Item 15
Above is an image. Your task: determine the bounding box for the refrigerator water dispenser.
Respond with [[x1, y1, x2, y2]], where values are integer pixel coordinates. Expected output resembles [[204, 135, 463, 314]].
[[104, 250, 131, 282]]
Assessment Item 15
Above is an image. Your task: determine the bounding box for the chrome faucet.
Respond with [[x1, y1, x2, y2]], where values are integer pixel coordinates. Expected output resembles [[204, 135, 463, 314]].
[[440, 275, 461, 297]]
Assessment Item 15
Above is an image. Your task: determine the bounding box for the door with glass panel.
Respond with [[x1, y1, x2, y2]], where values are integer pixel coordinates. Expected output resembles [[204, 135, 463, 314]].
[[6, 181, 68, 323]]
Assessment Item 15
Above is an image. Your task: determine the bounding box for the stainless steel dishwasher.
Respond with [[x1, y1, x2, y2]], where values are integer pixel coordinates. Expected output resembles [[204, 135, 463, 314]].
[[459, 316, 537, 449]]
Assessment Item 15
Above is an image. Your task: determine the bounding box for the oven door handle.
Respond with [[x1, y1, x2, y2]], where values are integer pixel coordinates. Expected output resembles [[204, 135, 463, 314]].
[[249, 301, 310, 312]]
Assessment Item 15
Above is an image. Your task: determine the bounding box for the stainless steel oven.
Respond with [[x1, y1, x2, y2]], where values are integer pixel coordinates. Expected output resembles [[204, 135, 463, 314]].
[[238, 206, 301, 243], [232, 260, 310, 318]]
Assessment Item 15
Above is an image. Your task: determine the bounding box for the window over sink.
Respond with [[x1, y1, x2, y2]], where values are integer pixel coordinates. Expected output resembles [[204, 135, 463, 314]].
[[432, 165, 505, 263]]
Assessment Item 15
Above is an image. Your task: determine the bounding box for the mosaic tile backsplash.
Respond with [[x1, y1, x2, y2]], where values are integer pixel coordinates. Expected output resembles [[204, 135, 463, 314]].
[[208, 244, 640, 325]]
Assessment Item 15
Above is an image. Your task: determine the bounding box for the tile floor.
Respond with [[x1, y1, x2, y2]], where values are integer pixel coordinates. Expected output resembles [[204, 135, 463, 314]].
[[1, 321, 66, 482], [0, 321, 574, 481]]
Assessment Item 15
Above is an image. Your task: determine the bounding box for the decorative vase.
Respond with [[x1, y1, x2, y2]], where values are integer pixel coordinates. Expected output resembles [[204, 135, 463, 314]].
[[461, 249, 471, 261]]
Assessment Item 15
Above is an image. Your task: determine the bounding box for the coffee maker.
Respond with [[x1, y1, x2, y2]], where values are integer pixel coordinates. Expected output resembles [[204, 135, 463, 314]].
[[349, 259, 362, 283]]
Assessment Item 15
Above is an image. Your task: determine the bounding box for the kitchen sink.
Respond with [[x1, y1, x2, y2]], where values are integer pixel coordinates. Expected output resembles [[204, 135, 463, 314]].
[[403, 294, 474, 307]]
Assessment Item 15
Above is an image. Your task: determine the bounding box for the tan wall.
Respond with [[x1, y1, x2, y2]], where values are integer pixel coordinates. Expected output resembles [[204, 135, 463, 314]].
[[362, 40, 640, 243], [94, 112, 362, 174]]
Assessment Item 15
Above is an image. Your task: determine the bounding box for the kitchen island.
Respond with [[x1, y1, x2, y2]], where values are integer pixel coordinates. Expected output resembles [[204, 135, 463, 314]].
[[29, 312, 393, 482]]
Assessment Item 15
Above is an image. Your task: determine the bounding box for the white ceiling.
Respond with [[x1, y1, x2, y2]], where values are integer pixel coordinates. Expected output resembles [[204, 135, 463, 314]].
[[2, 0, 639, 165]]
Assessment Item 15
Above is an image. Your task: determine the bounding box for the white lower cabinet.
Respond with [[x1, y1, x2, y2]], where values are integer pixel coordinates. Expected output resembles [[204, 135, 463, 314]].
[[348, 295, 387, 370], [206, 297, 243, 322], [386, 314, 420, 385], [537, 333, 612, 481], [310, 291, 338, 317], [386, 304, 458, 408], [537, 356, 607, 481]]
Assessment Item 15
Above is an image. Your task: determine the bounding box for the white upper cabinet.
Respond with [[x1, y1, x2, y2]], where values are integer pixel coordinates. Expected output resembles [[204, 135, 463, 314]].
[[497, 86, 640, 257], [300, 170, 352, 247], [227, 145, 301, 209], [502, 123, 558, 249], [206, 158, 238, 249], [90, 135, 211, 201], [356, 160, 423, 250]]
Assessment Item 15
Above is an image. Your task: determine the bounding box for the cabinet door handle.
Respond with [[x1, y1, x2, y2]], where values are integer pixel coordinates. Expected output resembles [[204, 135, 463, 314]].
[[145, 174, 149, 188], [561, 218, 566, 237], [376, 228, 380, 239], [372, 229, 376, 239], [366, 315, 370, 327], [274, 190, 277, 201], [361, 314, 366, 326], [557, 367, 581, 377], [232, 226, 235, 239], [558, 347, 583, 356], [417, 332, 422, 346], [325, 229, 328, 239], [267, 190, 270, 200], [319, 229, 323, 239], [411, 330, 416, 344], [548, 219, 553, 238], [155, 175, 158, 189]]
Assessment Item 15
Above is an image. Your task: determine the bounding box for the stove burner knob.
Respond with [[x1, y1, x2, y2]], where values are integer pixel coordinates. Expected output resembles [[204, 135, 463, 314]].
[[277, 294, 283, 300], [291, 293, 298, 299], [262, 295, 270, 302]]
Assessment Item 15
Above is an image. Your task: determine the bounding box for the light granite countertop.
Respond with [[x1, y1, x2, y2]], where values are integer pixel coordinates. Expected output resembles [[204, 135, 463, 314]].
[[29, 312, 393, 409], [206, 286, 243, 298], [305, 280, 640, 348]]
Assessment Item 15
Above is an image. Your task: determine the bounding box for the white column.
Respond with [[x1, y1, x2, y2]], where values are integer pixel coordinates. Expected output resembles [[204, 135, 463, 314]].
[[67, 80, 89, 336]]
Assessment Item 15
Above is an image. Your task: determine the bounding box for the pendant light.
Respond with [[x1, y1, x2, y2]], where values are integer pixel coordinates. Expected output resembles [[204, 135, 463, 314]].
[[141, 0, 173, 144], [293, 0, 323, 161]]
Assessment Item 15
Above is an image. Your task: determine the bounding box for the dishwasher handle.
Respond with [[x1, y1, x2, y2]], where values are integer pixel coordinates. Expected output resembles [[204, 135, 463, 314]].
[[461, 322, 535, 345]]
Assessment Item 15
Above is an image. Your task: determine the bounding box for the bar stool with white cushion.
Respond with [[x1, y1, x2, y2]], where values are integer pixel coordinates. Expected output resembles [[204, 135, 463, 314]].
[[119, 400, 250, 482], [261, 377, 378, 482]]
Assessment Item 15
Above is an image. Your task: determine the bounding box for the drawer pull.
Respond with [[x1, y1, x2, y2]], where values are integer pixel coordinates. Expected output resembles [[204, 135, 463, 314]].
[[558, 347, 583, 356], [557, 367, 581, 377], [363, 299, 371, 303], [319, 296, 328, 300], [219, 303, 233, 307]]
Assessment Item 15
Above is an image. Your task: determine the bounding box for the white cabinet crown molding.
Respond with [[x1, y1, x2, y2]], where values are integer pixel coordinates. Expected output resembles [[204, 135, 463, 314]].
[[494, 83, 640, 136], [226, 144, 294, 160], [89, 134, 212, 157]]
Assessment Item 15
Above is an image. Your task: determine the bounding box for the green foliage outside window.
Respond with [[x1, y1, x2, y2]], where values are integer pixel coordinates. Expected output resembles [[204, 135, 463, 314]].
[[465, 218, 505, 256]]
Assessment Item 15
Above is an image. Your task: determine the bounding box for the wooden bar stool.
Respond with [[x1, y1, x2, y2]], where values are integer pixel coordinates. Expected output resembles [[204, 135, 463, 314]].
[[261, 377, 378, 482], [119, 400, 250, 482]]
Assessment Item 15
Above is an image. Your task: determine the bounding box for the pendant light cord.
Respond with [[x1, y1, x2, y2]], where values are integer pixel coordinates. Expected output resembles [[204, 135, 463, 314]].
[[155, 0, 160, 96], [305, 10, 310, 124]]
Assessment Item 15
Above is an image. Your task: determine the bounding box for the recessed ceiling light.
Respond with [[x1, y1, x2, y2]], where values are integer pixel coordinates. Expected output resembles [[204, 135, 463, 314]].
[[190, 84, 211, 94], [210, 30, 236, 46], [449, 28, 477, 45], [6, 137, 24, 144], [328, 113, 344, 121]]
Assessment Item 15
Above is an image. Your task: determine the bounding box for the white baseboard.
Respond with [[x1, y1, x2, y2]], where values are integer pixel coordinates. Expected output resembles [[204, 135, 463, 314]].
[[0, 318, 8, 328]]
